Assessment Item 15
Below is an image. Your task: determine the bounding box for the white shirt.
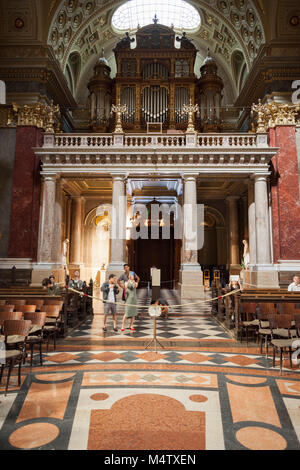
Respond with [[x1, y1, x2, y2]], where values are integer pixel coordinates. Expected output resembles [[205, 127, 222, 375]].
[[107, 285, 115, 302], [288, 282, 300, 292]]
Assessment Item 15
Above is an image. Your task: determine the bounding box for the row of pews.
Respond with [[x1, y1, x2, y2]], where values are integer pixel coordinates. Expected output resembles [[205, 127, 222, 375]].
[[0, 281, 94, 337], [211, 286, 300, 339]]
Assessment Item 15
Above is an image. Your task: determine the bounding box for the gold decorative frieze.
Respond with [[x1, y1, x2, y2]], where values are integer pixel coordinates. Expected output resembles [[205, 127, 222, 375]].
[[251, 100, 300, 132], [9, 101, 61, 133]]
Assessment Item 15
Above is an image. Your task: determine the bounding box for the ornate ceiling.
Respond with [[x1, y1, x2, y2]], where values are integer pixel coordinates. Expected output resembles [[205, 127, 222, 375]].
[[0, 0, 299, 112], [46, 0, 266, 104]]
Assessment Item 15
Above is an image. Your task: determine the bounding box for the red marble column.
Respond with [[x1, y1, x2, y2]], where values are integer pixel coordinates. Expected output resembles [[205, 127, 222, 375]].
[[270, 126, 300, 262], [8, 126, 43, 260]]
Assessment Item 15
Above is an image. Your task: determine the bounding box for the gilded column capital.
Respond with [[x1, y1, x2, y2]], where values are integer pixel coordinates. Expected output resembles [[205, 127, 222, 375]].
[[10, 100, 61, 133], [251, 99, 300, 132]]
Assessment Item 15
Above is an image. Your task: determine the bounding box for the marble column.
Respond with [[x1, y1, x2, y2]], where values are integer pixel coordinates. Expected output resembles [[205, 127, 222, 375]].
[[255, 176, 271, 265], [37, 175, 57, 264], [248, 180, 256, 265], [251, 174, 279, 287], [179, 175, 204, 299], [227, 196, 240, 269], [70, 196, 84, 266], [107, 174, 127, 276], [54, 178, 63, 263]]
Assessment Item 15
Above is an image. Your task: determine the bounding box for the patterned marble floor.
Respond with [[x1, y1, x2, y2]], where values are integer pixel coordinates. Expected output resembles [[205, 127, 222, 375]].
[[93, 288, 212, 317], [67, 316, 232, 341], [1, 312, 300, 451]]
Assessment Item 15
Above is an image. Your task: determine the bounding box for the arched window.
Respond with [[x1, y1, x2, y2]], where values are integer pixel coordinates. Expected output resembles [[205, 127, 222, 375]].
[[0, 80, 6, 104], [112, 0, 201, 32]]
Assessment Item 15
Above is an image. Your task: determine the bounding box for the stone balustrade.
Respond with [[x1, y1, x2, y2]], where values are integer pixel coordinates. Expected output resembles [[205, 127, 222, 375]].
[[44, 132, 267, 150]]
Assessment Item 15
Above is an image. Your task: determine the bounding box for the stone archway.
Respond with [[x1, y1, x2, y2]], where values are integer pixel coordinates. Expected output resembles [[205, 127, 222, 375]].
[[83, 204, 111, 284], [198, 205, 227, 266]]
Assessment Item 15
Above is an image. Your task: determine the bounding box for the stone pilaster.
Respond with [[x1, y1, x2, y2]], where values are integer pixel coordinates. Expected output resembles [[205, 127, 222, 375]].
[[227, 196, 240, 272], [70, 196, 85, 267], [37, 175, 57, 264], [179, 175, 204, 299], [250, 175, 279, 287], [107, 174, 127, 280], [248, 180, 256, 266], [31, 174, 59, 285]]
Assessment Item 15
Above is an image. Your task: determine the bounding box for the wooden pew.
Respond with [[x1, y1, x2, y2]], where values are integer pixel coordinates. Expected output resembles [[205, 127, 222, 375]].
[[0, 281, 94, 336], [231, 289, 300, 339]]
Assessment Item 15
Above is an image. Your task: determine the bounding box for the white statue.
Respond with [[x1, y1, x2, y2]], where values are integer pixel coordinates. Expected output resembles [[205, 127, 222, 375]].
[[242, 239, 250, 269], [62, 238, 69, 266]]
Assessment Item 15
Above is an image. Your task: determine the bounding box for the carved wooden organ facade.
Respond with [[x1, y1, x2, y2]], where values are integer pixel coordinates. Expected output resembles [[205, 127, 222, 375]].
[[88, 22, 224, 132]]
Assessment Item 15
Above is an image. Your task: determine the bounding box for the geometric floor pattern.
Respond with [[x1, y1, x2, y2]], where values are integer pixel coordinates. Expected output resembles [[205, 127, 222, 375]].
[[93, 288, 213, 317], [67, 316, 232, 340], [40, 350, 297, 370], [1, 310, 300, 451], [159, 289, 212, 315]]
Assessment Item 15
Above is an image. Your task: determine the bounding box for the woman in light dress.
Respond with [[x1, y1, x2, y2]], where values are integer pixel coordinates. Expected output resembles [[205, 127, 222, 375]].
[[121, 272, 139, 332]]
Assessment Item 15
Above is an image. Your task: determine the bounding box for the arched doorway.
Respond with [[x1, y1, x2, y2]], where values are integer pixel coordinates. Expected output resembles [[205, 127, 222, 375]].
[[83, 204, 111, 283], [198, 206, 227, 282], [128, 199, 181, 288]]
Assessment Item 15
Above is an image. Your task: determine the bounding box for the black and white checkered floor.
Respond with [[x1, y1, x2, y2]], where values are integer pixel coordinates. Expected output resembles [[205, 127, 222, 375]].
[[68, 316, 232, 340], [68, 288, 226, 340]]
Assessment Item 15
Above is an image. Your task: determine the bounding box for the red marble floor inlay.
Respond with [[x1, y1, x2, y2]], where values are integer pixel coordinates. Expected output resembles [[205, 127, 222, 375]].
[[92, 352, 122, 362], [236, 426, 287, 450], [45, 353, 79, 363], [16, 379, 74, 422], [87, 394, 206, 450], [224, 355, 259, 366], [189, 394, 208, 403], [90, 393, 110, 401], [9, 423, 59, 449], [179, 353, 212, 363], [137, 352, 166, 362]]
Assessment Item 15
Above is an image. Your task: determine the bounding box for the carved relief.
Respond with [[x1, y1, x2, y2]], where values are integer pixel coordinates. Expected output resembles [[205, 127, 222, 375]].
[[235, 0, 246, 10], [241, 25, 249, 43], [57, 11, 66, 29], [254, 26, 262, 46], [51, 28, 59, 46], [84, 1, 95, 16], [230, 11, 240, 27], [66, 0, 77, 14], [218, 0, 229, 13], [248, 41, 255, 59], [72, 13, 83, 29], [9, 101, 60, 133], [246, 9, 256, 28], [57, 42, 65, 60]]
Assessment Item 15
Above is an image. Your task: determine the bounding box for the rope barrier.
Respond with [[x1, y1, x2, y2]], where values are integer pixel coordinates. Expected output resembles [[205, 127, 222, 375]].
[[66, 285, 242, 309]]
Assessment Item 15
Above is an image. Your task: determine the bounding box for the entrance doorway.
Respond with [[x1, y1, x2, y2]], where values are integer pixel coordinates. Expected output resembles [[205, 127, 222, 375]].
[[132, 227, 181, 289]]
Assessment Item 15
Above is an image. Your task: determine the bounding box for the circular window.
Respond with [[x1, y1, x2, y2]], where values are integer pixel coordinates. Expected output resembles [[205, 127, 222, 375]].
[[112, 0, 201, 32]]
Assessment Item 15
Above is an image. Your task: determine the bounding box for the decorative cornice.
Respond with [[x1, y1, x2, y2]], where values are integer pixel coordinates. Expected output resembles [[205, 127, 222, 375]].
[[0, 45, 77, 111], [235, 44, 300, 106]]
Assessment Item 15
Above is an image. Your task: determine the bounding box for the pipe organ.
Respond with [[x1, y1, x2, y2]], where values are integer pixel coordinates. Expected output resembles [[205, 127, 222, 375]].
[[88, 21, 223, 133], [197, 49, 224, 132], [88, 49, 112, 132]]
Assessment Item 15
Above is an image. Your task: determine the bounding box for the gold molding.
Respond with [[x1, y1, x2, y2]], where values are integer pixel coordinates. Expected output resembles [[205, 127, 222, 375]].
[[251, 100, 300, 132], [11, 101, 61, 132]]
